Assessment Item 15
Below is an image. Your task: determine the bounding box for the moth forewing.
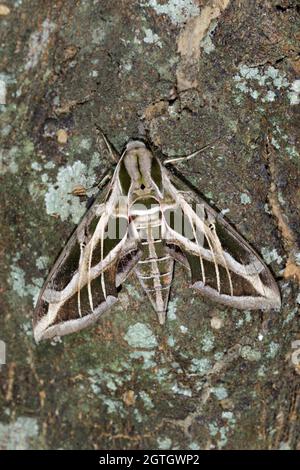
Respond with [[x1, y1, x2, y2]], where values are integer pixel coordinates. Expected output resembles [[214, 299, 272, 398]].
[[33, 170, 120, 342]]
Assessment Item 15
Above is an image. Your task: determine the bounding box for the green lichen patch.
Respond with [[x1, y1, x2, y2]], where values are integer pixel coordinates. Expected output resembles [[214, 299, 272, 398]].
[[167, 299, 178, 321], [240, 193, 252, 205], [240, 346, 261, 362], [143, 28, 162, 48], [25, 19, 56, 71], [44, 159, 98, 224], [129, 350, 157, 369], [142, 0, 200, 26], [287, 79, 300, 105], [189, 358, 212, 375], [261, 247, 283, 266], [9, 261, 43, 306], [212, 386, 228, 401], [233, 64, 290, 104]]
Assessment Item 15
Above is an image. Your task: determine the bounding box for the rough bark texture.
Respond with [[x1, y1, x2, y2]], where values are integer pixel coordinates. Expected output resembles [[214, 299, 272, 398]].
[[0, 0, 299, 450]]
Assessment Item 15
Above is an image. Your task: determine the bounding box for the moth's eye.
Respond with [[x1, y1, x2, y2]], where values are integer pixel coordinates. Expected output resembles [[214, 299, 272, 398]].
[[140, 184, 145, 190]]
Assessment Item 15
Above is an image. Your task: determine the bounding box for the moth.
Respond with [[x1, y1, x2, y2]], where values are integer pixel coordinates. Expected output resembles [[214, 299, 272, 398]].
[[33, 140, 281, 342]]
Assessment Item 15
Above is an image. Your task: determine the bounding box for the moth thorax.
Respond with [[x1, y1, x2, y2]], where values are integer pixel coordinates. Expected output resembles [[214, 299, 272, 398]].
[[124, 146, 153, 180]]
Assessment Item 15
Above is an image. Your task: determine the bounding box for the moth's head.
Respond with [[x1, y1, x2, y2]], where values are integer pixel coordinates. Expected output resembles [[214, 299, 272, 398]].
[[123, 139, 153, 167]]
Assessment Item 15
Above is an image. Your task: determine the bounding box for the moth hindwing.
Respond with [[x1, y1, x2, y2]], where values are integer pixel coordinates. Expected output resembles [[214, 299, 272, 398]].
[[33, 140, 281, 341]]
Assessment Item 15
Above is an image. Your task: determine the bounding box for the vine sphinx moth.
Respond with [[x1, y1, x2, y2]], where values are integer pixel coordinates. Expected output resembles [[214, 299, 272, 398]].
[[33, 140, 281, 342]]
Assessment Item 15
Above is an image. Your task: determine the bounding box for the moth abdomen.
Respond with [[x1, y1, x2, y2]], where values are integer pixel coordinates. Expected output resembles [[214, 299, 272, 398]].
[[132, 198, 174, 323]]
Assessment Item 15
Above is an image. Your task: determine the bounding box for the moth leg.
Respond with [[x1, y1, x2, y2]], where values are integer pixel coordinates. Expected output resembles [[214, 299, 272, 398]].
[[96, 173, 112, 190]]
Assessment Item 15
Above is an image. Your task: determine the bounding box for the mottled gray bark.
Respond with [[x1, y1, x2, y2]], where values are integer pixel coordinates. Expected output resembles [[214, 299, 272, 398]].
[[0, 0, 299, 450]]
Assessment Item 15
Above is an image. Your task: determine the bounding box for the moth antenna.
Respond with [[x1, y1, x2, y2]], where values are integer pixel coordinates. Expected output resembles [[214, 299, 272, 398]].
[[101, 132, 119, 163], [95, 125, 119, 163], [100, 222, 107, 300], [163, 138, 221, 165]]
